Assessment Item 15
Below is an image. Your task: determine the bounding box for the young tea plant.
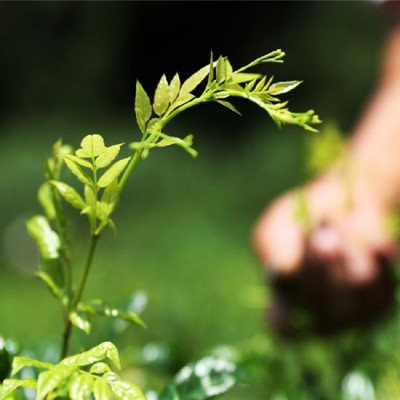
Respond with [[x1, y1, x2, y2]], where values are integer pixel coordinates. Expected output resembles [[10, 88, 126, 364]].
[[1, 49, 320, 399]]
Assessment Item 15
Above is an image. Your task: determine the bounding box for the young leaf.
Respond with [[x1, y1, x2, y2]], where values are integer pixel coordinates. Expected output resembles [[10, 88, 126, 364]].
[[11, 357, 53, 376], [217, 100, 242, 116], [61, 342, 121, 370], [169, 73, 180, 103], [36, 364, 75, 400], [38, 183, 56, 220], [69, 311, 91, 334], [69, 373, 94, 400], [269, 80, 302, 96], [153, 74, 170, 116], [76, 134, 106, 159], [97, 157, 131, 188], [93, 377, 112, 400], [89, 362, 111, 375], [168, 93, 195, 114], [180, 64, 210, 95], [135, 80, 153, 134], [1, 378, 37, 398], [215, 56, 232, 83], [62, 154, 92, 169], [63, 157, 92, 186], [104, 372, 145, 400], [95, 144, 122, 169], [50, 181, 86, 210], [164, 356, 237, 399], [36, 270, 64, 301], [27, 216, 60, 260]]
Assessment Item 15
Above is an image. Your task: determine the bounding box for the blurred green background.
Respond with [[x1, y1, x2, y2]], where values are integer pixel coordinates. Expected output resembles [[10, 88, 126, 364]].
[[0, 1, 398, 398]]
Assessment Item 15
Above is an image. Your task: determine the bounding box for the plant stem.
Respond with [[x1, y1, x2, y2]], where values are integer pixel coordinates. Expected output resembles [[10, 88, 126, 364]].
[[73, 234, 100, 308], [60, 233, 99, 358]]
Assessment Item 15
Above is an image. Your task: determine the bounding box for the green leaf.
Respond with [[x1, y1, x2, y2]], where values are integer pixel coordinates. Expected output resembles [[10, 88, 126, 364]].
[[26, 215, 60, 260], [215, 56, 232, 83], [180, 64, 210, 95], [93, 378, 111, 400], [38, 183, 56, 220], [62, 342, 121, 370], [76, 134, 106, 159], [36, 270, 64, 301], [78, 299, 146, 328], [156, 134, 198, 158], [69, 311, 91, 334], [63, 157, 92, 186], [1, 378, 37, 398], [231, 72, 261, 84], [217, 100, 242, 116], [95, 144, 122, 169], [164, 356, 237, 400], [254, 76, 267, 92], [153, 74, 170, 116], [97, 157, 131, 188], [89, 362, 111, 375], [50, 181, 86, 210], [169, 73, 180, 103], [169, 93, 195, 113], [11, 357, 53, 376], [62, 154, 92, 169], [37, 364, 75, 400], [159, 384, 180, 400], [269, 80, 302, 95], [104, 372, 145, 400], [135, 80, 153, 134], [69, 373, 94, 400]]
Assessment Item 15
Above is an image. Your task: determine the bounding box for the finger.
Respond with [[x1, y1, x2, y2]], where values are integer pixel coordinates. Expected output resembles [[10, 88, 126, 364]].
[[252, 194, 305, 274]]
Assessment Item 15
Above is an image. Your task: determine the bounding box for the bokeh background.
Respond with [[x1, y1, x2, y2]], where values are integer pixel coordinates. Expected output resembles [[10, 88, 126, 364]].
[[0, 2, 398, 398]]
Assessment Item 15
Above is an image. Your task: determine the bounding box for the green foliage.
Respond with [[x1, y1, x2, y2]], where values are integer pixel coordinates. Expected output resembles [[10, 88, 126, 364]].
[[131, 50, 320, 161], [159, 356, 237, 400], [1, 342, 145, 400], [15, 50, 321, 399]]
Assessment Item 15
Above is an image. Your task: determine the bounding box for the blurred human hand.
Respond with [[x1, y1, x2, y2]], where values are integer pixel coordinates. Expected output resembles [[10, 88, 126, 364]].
[[252, 173, 398, 336]]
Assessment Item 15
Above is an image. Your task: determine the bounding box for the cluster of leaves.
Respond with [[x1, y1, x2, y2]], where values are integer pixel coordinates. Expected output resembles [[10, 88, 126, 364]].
[[26, 136, 145, 350], [1, 342, 145, 399], [7, 50, 322, 399], [131, 49, 320, 162]]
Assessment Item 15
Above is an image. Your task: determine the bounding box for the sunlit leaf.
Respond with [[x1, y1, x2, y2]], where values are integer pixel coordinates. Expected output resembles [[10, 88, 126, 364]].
[[78, 299, 146, 328], [180, 64, 210, 95], [93, 378, 111, 400], [27, 215, 60, 260], [11, 357, 53, 377], [50, 181, 86, 210], [62, 342, 121, 370], [169, 93, 195, 113], [217, 100, 242, 116], [38, 183, 56, 220], [37, 364, 75, 400], [160, 356, 237, 400], [231, 72, 261, 84], [63, 157, 92, 186], [169, 73, 180, 103], [97, 157, 131, 188], [89, 362, 111, 375], [135, 80, 152, 134], [153, 74, 170, 116], [269, 80, 302, 95], [36, 270, 64, 301], [1, 378, 37, 398], [216, 56, 232, 83], [62, 154, 92, 169], [76, 134, 106, 158], [104, 372, 145, 400], [95, 144, 122, 169], [69, 311, 91, 334], [69, 373, 94, 400]]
